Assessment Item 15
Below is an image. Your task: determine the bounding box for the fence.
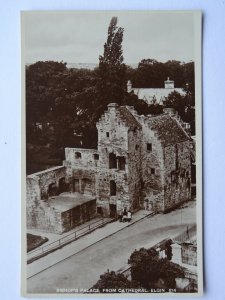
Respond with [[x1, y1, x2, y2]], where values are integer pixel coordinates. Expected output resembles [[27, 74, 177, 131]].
[[27, 217, 111, 263], [173, 224, 196, 243]]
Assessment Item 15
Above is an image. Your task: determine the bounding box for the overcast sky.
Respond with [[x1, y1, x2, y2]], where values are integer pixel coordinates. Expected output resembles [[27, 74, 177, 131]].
[[23, 11, 196, 64]]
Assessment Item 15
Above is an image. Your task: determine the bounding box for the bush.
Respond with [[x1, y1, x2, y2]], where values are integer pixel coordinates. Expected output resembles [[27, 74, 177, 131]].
[[129, 247, 184, 290], [92, 270, 141, 292]]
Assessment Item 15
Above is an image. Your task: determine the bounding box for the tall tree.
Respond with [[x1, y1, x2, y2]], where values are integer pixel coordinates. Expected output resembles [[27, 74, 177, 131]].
[[98, 17, 126, 107]]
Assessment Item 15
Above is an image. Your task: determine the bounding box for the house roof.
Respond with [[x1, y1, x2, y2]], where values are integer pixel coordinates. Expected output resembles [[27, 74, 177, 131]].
[[118, 106, 142, 130], [132, 88, 185, 105], [147, 114, 190, 146]]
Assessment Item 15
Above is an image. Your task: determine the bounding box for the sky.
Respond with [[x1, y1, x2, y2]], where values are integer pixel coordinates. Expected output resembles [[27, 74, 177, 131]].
[[22, 11, 196, 64]]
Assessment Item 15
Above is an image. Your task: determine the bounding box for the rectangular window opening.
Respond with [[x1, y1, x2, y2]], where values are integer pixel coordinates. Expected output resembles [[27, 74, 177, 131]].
[[93, 153, 99, 160], [151, 168, 155, 175], [147, 143, 152, 152]]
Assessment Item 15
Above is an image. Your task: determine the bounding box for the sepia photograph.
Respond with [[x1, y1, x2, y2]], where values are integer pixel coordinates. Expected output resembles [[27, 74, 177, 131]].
[[21, 10, 202, 296]]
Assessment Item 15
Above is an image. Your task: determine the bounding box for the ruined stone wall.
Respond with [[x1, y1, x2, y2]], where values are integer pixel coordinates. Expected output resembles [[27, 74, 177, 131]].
[[60, 200, 97, 233], [181, 243, 197, 266], [26, 166, 66, 232], [64, 148, 98, 196], [65, 148, 99, 170], [127, 128, 143, 211], [138, 117, 165, 212], [164, 141, 191, 211], [38, 166, 66, 199], [96, 105, 131, 216]]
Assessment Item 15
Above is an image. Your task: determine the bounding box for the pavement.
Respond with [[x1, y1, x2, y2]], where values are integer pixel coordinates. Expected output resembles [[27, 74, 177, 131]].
[[27, 201, 197, 294], [27, 209, 154, 278], [27, 216, 111, 261]]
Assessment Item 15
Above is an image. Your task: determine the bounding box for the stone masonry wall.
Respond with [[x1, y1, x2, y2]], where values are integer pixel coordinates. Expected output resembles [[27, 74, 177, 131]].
[[96, 105, 131, 216], [60, 200, 97, 233], [127, 128, 143, 211], [64, 148, 98, 196], [137, 116, 165, 212], [164, 141, 191, 211], [26, 166, 66, 232]]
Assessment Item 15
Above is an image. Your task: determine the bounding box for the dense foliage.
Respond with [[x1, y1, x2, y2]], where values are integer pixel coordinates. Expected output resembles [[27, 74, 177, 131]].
[[91, 270, 141, 292], [128, 247, 184, 290]]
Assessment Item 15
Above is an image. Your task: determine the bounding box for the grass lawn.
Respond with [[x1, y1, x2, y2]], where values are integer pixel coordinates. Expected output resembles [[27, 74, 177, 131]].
[[27, 233, 48, 252]]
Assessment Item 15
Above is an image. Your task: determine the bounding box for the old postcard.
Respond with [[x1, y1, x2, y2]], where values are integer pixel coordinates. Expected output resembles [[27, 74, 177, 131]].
[[21, 10, 202, 296]]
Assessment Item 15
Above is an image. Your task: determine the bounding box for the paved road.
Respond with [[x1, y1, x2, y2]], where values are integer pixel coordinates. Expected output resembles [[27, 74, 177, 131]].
[[27, 202, 196, 294]]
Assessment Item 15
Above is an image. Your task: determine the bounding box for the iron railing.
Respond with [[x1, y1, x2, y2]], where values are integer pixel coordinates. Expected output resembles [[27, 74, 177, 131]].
[[173, 224, 196, 243], [27, 217, 111, 262]]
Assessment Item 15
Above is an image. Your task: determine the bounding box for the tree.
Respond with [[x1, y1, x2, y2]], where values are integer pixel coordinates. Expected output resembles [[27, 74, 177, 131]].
[[164, 90, 195, 135], [128, 247, 185, 290], [91, 270, 141, 292], [128, 248, 159, 288], [164, 240, 173, 261], [98, 17, 126, 106]]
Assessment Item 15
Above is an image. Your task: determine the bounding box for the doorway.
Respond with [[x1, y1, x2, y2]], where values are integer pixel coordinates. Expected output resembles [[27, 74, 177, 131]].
[[109, 204, 117, 219], [73, 179, 80, 192]]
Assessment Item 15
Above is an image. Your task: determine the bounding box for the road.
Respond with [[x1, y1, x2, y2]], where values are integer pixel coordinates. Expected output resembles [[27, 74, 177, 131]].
[[27, 201, 196, 294]]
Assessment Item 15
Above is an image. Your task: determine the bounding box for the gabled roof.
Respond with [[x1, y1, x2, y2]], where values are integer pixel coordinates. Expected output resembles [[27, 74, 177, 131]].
[[118, 106, 141, 130], [132, 88, 185, 105], [147, 114, 190, 146]]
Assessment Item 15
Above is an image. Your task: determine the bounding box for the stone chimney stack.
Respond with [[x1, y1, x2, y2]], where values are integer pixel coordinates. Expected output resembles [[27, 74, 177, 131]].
[[107, 103, 119, 114], [164, 77, 174, 89], [127, 80, 132, 93]]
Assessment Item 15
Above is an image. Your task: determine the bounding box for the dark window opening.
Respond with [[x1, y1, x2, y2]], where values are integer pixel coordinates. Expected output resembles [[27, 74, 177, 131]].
[[136, 144, 139, 150], [175, 144, 179, 170], [106, 132, 109, 138], [118, 156, 126, 170], [97, 207, 103, 215], [73, 179, 79, 192], [81, 178, 92, 195], [110, 180, 116, 196], [48, 182, 58, 197], [147, 143, 152, 151], [109, 152, 117, 169], [151, 168, 155, 175], [75, 152, 81, 159], [109, 204, 117, 218], [58, 177, 67, 193], [93, 153, 99, 160]]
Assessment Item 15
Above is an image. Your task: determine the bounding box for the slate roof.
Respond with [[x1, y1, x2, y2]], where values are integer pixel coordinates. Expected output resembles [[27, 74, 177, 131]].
[[132, 88, 185, 105], [147, 114, 190, 146], [118, 106, 141, 130]]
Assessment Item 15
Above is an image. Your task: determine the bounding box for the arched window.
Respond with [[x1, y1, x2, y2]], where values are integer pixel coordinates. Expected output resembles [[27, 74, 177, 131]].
[[110, 180, 116, 196], [109, 152, 117, 169]]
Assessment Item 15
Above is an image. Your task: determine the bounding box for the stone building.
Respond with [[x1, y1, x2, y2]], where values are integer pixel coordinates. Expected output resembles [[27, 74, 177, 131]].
[[26, 103, 192, 233], [127, 77, 186, 105]]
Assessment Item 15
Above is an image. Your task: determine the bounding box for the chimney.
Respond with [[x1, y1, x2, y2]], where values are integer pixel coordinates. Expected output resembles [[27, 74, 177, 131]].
[[164, 77, 174, 89], [127, 80, 132, 93], [107, 103, 119, 114], [163, 107, 176, 116]]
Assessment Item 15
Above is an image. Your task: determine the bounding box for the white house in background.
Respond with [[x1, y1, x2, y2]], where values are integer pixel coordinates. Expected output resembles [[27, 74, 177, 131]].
[[127, 77, 186, 105]]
